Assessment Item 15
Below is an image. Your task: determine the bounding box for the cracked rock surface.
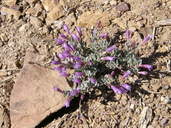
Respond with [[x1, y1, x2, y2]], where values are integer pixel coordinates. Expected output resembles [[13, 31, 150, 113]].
[[10, 52, 71, 128]]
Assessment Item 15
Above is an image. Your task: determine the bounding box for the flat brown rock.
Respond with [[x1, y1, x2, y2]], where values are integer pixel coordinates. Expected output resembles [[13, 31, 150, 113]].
[[1, 6, 21, 20], [40, 0, 58, 12], [115, 3, 130, 12], [2, 0, 16, 6], [47, 5, 64, 20], [77, 10, 110, 28], [10, 52, 71, 128]]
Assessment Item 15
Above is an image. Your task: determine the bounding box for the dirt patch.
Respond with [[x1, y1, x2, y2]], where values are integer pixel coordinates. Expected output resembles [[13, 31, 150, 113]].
[[0, 0, 171, 127]]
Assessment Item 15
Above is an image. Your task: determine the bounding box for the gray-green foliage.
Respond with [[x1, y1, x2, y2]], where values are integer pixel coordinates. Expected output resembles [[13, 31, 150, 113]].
[[63, 29, 142, 96]]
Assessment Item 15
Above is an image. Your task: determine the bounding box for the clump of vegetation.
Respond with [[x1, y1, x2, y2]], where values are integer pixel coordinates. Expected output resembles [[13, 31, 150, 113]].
[[52, 21, 153, 107]]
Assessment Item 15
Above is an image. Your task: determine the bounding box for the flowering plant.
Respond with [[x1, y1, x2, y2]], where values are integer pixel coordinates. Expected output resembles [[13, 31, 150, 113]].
[[52, 21, 153, 107]]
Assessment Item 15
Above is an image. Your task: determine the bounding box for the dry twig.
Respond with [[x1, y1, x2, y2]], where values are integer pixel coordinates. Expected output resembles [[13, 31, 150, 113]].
[[154, 19, 171, 26]]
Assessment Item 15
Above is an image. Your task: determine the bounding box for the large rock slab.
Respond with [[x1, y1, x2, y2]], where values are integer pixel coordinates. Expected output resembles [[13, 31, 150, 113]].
[[10, 52, 71, 128]]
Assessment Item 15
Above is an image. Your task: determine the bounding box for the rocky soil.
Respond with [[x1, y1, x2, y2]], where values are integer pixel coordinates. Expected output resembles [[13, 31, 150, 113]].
[[0, 0, 171, 128]]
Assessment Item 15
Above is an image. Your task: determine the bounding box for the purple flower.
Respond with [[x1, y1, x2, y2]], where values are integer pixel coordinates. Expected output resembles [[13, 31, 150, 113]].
[[98, 21, 101, 28], [71, 34, 80, 41], [63, 25, 70, 35], [69, 44, 76, 52], [76, 27, 82, 37], [109, 71, 115, 77], [73, 56, 82, 61], [62, 50, 70, 53], [140, 34, 152, 45], [87, 62, 92, 65], [73, 62, 84, 68], [139, 64, 153, 71], [91, 39, 94, 42], [70, 87, 79, 96], [130, 41, 136, 47], [110, 85, 127, 94], [74, 72, 85, 77], [65, 99, 71, 107], [59, 72, 69, 77], [93, 30, 97, 34], [54, 66, 63, 71], [122, 70, 131, 79], [100, 33, 108, 38], [104, 46, 116, 53], [120, 83, 131, 91], [62, 52, 72, 57], [69, 57, 74, 62], [62, 42, 71, 51], [138, 71, 147, 75], [80, 93, 84, 100], [51, 60, 61, 65], [119, 87, 128, 93], [53, 86, 63, 93], [90, 77, 96, 84], [126, 30, 131, 42], [59, 33, 69, 40], [61, 67, 66, 72], [73, 78, 82, 84], [103, 56, 115, 61], [56, 38, 65, 44], [58, 53, 65, 60]]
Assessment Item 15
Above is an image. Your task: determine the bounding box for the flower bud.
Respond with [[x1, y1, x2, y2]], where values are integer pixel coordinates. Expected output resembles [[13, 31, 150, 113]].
[[59, 33, 69, 40], [65, 99, 71, 107], [63, 25, 70, 35], [103, 56, 115, 61], [99, 33, 108, 38], [53, 86, 63, 93], [140, 34, 152, 45], [122, 70, 131, 79], [71, 34, 80, 41]]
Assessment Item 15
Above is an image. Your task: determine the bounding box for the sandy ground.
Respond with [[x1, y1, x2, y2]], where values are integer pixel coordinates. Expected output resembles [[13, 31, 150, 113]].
[[0, 0, 171, 127]]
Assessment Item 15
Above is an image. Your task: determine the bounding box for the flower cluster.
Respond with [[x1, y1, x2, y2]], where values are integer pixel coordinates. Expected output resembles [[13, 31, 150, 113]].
[[52, 22, 153, 107]]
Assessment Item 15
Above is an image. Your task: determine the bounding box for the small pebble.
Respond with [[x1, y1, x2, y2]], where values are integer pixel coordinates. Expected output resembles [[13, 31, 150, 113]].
[[105, 0, 109, 5], [164, 96, 171, 104], [77, 119, 83, 124], [7, 71, 12, 76], [160, 118, 168, 127], [163, 85, 170, 90], [0, 41, 4, 47], [0, 33, 8, 42], [110, 0, 117, 5], [135, 108, 141, 114], [130, 104, 135, 110], [53, 20, 64, 29], [161, 96, 165, 102], [120, 107, 126, 111], [154, 115, 160, 121], [115, 3, 130, 12]]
